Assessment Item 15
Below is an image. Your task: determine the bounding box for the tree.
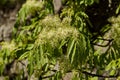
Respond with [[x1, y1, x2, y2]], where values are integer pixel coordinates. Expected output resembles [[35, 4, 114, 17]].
[[0, 0, 120, 80]]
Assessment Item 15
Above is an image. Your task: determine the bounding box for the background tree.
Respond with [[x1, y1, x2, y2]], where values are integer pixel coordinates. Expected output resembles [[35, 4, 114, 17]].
[[0, 0, 120, 80]]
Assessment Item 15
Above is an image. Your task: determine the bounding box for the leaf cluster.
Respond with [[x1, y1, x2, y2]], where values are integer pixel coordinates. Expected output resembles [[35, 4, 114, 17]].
[[0, 0, 120, 80]]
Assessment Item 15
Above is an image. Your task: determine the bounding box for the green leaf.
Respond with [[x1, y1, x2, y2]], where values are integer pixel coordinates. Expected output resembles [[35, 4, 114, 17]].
[[53, 71, 62, 80], [71, 43, 76, 63], [59, 40, 67, 49], [72, 71, 80, 80], [110, 70, 116, 76], [18, 52, 29, 60], [67, 39, 75, 58], [28, 52, 34, 76], [26, 44, 34, 50], [116, 4, 120, 14], [89, 77, 98, 80]]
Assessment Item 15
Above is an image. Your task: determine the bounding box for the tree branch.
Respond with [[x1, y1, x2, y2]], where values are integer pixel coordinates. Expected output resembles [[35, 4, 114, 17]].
[[81, 70, 119, 78], [41, 69, 57, 79], [92, 38, 113, 47], [40, 68, 119, 79]]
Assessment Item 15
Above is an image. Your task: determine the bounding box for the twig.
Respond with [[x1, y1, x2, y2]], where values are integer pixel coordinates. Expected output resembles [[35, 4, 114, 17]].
[[92, 38, 113, 47], [81, 70, 118, 78], [96, 38, 113, 41], [41, 69, 57, 79], [42, 74, 56, 79]]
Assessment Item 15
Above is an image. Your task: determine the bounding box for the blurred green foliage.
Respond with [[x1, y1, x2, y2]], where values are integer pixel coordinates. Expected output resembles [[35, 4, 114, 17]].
[[0, 0, 120, 80]]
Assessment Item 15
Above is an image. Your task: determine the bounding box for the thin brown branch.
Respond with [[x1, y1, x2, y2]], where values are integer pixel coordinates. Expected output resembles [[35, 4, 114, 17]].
[[92, 38, 113, 47], [42, 74, 55, 79], [81, 70, 119, 78], [96, 38, 114, 41], [41, 69, 57, 79], [40, 68, 119, 79]]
